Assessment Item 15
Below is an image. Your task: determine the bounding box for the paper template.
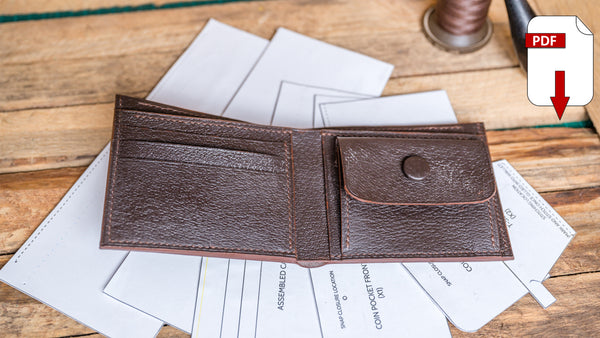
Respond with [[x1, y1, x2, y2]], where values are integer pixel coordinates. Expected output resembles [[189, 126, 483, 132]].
[[318, 90, 457, 128], [147, 18, 269, 115], [254, 262, 322, 337], [271, 81, 371, 128], [103, 19, 271, 333], [527, 16, 593, 106], [311, 263, 451, 337], [313, 95, 369, 128], [191, 259, 322, 338], [191, 258, 230, 338], [404, 160, 576, 332], [104, 252, 202, 332], [223, 27, 393, 124], [0, 145, 163, 338]]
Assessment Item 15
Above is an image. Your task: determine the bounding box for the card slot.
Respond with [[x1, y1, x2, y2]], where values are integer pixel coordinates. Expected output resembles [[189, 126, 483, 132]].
[[120, 124, 287, 157], [118, 140, 287, 174], [107, 157, 295, 255]]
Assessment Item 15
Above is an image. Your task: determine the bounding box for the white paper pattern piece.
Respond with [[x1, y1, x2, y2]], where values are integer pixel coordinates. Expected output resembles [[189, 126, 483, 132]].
[[311, 263, 451, 337], [319, 90, 458, 127], [223, 27, 393, 124], [147, 19, 269, 115], [404, 160, 575, 332], [313, 95, 369, 128], [0, 145, 163, 338], [104, 252, 202, 332], [254, 262, 322, 337], [271, 81, 371, 128], [103, 19, 271, 333], [192, 258, 231, 338], [527, 16, 593, 106], [192, 260, 323, 338]]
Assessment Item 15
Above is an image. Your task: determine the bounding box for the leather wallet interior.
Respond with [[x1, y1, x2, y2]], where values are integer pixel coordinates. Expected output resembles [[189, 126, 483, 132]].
[[100, 95, 513, 267]]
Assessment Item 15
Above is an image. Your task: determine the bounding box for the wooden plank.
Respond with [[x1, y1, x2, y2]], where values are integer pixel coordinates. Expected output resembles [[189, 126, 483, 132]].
[[0, 68, 589, 174], [0, 167, 83, 254], [0, 103, 113, 174], [0, 0, 206, 16], [546, 187, 600, 276], [533, 0, 600, 133], [0, 0, 520, 113], [383, 67, 587, 129], [451, 272, 600, 336]]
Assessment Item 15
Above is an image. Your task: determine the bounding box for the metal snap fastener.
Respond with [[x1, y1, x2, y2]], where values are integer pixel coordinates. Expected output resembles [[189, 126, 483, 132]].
[[403, 156, 429, 180]]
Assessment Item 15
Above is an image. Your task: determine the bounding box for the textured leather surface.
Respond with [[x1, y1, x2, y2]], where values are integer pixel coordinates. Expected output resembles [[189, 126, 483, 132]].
[[100, 95, 513, 266]]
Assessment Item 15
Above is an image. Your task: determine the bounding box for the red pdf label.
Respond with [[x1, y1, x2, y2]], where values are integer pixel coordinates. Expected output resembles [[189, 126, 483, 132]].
[[525, 33, 566, 48]]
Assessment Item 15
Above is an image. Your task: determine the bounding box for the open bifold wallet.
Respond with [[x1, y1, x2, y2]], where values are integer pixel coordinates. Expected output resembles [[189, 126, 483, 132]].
[[100, 95, 513, 267]]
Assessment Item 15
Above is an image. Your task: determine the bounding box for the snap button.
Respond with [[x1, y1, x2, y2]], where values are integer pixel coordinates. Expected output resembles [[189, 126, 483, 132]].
[[403, 155, 429, 180]]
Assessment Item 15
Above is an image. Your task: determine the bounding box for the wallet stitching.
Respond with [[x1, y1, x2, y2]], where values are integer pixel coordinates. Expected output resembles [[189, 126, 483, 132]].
[[486, 199, 497, 249], [345, 194, 350, 249], [321, 135, 335, 259], [322, 132, 480, 141], [493, 194, 510, 252], [107, 112, 296, 255], [285, 136, 294, 253], [342, 195, 505, 258], [130, 112, 292, 136], [341, 250, 505, 258], [106, 240, 296, 255], [106, 115, 121, 241]]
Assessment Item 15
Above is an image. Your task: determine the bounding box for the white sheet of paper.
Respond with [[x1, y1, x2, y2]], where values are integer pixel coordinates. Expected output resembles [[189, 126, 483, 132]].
[[311, 263, 450, 337], [147, 18, 269, 115], [313, 95, 369, 128], [192, 258, 230, 338], [223, 27, 393, 124], [254, 262, 322, 337], [0, 145, 163, 338], [104, 252, 202, 331], [271, 81, 370, 128], [102, 19, 270, 333], [404, 160, 576, 332], [318, 90, 457, 127]]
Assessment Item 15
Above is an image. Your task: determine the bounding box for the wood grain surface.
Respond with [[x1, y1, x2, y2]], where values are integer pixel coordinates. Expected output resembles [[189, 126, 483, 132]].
[[0, 0, 598, 337]]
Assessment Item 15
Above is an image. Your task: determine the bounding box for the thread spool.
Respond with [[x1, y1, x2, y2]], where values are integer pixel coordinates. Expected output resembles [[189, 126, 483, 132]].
[[423, 0, 493, 53]]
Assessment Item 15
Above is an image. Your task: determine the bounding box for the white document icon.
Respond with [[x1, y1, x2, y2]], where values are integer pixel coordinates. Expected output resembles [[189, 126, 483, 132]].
[[527, 16, 593, 106]]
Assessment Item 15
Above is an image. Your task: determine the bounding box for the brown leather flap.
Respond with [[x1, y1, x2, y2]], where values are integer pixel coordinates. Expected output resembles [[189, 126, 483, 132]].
[[337, 136, 496, 205]]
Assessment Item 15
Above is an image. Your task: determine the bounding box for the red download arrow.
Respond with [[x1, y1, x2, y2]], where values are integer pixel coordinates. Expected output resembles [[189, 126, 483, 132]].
[[551, 70, 570, 120]]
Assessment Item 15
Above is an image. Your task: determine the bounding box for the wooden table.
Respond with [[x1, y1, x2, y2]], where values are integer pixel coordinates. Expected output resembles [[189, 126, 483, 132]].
[[1, 0, 598, 336]]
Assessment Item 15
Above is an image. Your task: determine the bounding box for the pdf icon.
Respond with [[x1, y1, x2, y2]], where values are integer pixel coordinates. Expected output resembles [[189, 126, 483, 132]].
[[526, 33, 566, 48], [527, 16, 593, 119]]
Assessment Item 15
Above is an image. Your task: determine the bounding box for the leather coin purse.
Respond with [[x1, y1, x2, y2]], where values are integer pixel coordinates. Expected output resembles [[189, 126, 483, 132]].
[[100, 95, 513, 267]]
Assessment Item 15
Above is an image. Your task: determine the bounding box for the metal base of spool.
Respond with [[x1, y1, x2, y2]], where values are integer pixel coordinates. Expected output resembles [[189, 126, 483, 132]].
[[422, 6, 493, 53]]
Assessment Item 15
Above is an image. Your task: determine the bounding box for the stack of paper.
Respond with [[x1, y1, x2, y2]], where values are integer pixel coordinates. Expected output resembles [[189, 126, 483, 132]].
[[0, 19, 574, 338]]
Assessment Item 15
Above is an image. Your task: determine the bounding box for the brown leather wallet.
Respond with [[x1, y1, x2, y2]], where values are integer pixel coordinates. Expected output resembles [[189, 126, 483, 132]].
[[100, 95, 513, 267]]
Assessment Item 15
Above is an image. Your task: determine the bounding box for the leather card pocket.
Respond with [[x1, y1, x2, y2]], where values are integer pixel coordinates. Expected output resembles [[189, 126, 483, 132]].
[[104, 139, 296, 257]]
